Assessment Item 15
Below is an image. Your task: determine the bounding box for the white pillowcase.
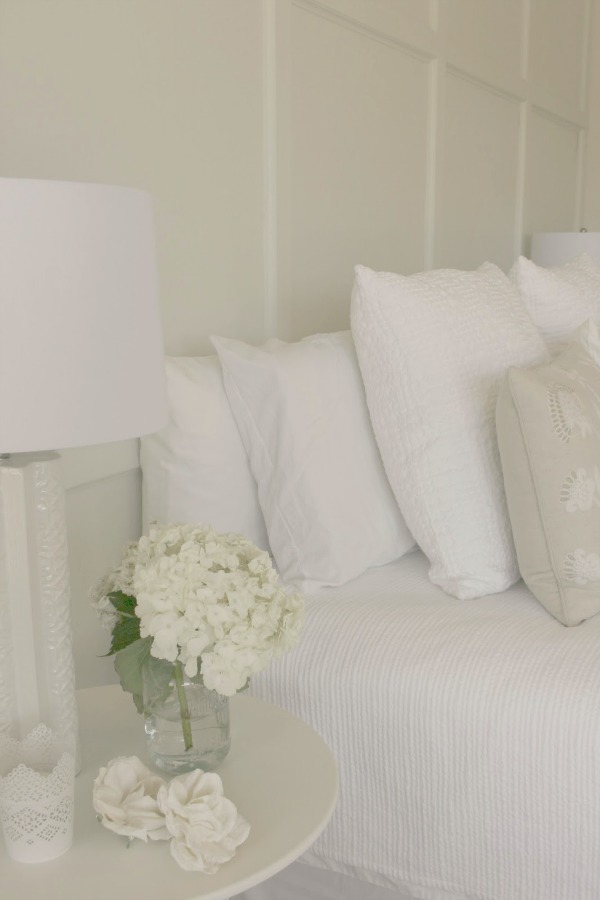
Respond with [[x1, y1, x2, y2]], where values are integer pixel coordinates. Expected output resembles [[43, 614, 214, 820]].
[[351, 262, 548, 600], [211, 331, 414, 590], [509, 253, 600, 353], [140, 356, 269, 549]]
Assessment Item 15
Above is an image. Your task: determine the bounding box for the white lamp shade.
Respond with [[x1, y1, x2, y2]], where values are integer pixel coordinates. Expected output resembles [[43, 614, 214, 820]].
[[530, 231, 600, 268], [0, 178, 167, 452]]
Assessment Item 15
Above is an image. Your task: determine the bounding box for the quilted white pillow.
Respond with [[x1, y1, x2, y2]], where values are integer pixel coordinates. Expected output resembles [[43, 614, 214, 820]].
[[509, 253, 600, 353], [211, 331, 415, 590], [351, 263, 548, 600], [140, 356, 269, 549]]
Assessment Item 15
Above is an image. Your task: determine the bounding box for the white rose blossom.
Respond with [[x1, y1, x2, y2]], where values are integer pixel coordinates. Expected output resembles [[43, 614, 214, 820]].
[[157, 769, 250, 873], [92, 756, 170, 842]]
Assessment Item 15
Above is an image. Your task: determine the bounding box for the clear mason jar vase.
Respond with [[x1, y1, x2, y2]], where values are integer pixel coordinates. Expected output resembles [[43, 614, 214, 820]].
[[142, 660, 230, 775]]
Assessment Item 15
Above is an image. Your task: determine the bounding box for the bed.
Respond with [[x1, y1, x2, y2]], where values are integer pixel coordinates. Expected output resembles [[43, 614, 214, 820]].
[[141, 255, 600, 900], [243, 549, 600, 900]]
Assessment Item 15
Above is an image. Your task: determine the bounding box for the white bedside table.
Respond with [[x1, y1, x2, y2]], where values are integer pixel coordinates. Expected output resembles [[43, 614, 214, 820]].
[[2, 685, 338, 900]]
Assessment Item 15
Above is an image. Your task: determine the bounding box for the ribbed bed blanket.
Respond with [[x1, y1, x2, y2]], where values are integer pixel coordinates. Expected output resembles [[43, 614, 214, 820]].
[[250, 549, 600, 900]]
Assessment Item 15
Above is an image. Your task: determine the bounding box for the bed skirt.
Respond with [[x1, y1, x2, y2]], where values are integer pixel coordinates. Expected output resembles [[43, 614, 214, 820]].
[[234, 860, 415, 900]]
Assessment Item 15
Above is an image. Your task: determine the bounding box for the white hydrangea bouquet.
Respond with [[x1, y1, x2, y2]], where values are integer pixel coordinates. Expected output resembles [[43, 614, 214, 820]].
[[92, 523, 304, 752]]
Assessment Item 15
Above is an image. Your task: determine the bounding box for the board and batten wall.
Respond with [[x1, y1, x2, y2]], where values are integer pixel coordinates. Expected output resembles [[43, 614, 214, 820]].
[[0, 0, 597, 687]]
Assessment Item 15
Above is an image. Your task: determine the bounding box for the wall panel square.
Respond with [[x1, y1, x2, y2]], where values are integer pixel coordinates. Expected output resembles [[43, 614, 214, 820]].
[[436, 72, 521, 271], [289, 4, 430, 337], [312, 0, 436, 42], [528, 0, 588, 115], [446, 0, 525, 91], [523, 109, 581, 241], [0, 0, 266, 356]]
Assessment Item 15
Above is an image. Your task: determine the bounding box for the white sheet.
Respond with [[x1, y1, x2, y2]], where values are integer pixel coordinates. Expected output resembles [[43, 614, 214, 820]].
[[249, 549, 600, 900]]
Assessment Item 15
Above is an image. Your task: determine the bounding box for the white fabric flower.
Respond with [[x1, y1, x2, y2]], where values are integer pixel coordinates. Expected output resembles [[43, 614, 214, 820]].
[[157, 770, 250, 873], [93, 756, 169, 842]]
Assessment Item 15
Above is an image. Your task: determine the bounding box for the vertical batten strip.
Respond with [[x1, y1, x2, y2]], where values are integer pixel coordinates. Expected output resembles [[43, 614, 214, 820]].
[[580, 0, 593, 114], [520, 0, 531, 83], [575, 126, 586, 231], [515, 0, 531, 261], [577, 0, 593, 229], [573, 0, 593, 231], [262, 0, 279, 339], [514, 99, 528, 261], [424, 57, 441, 270], [428, 0, 440, 34]]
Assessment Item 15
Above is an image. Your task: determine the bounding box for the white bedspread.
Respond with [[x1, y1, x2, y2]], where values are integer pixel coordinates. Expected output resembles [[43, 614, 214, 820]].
[[250, 549, 600, 900]]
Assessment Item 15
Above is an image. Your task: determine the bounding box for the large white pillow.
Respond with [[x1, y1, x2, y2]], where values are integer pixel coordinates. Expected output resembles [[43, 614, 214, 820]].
[[509, 253, 600, 353], [140, 356, 269, 549], [211, 331, 415, 590], [497, 319, 600, 625], [351, 262, 548, 600]]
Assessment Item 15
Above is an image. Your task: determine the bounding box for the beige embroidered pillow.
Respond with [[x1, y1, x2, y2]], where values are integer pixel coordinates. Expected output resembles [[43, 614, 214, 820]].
[[496, 319, 600, 625]]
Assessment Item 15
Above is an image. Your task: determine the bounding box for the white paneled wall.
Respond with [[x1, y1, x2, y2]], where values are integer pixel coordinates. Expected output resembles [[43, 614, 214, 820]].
[[280, 0, 592, 340], [524, 110, 582, 234], [584, 0, 600, 225], [436, 72, 522, 270], [288, 3, 431, 335], [0, 0, 596, 685]]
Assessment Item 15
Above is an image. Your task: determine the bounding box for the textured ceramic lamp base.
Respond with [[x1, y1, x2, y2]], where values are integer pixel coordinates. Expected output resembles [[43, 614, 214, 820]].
[[0, 454, 79, 767]]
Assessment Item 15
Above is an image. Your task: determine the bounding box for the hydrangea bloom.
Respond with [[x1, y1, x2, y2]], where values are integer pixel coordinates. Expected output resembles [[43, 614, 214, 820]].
[[92, 523, 304, 696]]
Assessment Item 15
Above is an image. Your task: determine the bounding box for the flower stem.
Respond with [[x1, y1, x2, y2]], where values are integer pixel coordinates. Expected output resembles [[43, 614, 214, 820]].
[[174, 661, 193, 752]]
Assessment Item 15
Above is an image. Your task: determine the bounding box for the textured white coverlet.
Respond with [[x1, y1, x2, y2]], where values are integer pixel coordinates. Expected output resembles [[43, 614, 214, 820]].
[[250, 550, 600, 900]]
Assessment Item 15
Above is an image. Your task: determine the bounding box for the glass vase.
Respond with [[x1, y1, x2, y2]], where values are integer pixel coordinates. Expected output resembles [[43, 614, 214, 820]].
[[142, 661, 230, 775]]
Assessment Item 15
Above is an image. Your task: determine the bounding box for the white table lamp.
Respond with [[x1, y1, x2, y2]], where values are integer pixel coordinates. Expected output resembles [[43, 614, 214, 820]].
[[530, 230, 600, 268], [0, 178, 167, 757]]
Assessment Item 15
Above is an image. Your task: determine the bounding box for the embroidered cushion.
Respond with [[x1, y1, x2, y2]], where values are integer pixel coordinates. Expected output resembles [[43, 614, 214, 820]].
[[496, 319, 600, 625], [351, 262, 548, 600]]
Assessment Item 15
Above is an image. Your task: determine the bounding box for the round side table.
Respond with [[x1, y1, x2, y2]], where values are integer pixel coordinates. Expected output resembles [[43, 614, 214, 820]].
[[1, 685, 338, 900]]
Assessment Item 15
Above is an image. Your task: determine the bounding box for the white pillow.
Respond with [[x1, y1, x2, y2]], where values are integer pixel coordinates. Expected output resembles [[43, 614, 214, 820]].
[[351, 263, 548, 600], [211, 331, 414, 590], [509, 253, 600, 353], [140, 356, 269, 549]]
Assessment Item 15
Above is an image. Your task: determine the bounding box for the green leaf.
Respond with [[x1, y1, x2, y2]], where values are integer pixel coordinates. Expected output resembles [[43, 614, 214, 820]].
[[108, 591, 137, 616], [108, 615, 141, 655], [114, 638, 175, 715], [114, 637, 152, 713], [143, 656, 175, 709]]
